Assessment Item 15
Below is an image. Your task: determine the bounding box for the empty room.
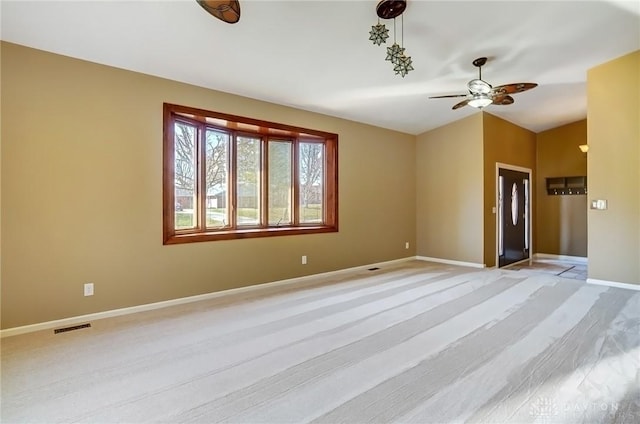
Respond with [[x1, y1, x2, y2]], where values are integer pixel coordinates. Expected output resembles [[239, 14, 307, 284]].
[[1, 1, 639, 423]]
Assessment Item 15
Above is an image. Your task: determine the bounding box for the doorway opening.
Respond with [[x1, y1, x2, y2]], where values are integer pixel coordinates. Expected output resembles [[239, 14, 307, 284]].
[[496, 163, 532, 268]]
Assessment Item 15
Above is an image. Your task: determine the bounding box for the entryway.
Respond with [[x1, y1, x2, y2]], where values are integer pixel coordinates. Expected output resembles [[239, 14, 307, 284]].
[[504, 258, 588, 280], [497, 164, 532, 268]]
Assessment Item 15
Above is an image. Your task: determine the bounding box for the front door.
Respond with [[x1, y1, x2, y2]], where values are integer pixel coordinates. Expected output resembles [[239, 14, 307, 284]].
[[498, 168, 530, 267]]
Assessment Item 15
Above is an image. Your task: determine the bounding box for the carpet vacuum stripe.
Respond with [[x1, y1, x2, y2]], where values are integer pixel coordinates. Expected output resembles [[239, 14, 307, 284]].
[[2, 262, 638, 423]]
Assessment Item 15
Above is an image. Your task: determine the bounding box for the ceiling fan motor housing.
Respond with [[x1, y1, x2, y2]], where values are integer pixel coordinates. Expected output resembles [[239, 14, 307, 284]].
[[468, 79, 492, 94]]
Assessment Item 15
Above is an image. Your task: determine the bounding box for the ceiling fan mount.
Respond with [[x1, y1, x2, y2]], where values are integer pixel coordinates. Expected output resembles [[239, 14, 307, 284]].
[[429, 57, 538, 110], [472, 57, 487, 68]]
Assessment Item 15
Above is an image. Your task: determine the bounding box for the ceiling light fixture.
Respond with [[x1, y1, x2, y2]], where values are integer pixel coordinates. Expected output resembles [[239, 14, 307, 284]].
[[429, 57, 538, 111], [369, 0, 414, 78], [369, 20, 389, 45], [468, 94, 493, 109]]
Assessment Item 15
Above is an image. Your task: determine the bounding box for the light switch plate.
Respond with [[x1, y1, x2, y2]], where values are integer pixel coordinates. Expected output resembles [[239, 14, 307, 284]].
[[590, 199, 608, 210]]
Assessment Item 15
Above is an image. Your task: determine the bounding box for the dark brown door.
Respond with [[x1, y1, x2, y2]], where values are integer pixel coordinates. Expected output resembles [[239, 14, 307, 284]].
[[499, 168, 529, 267]]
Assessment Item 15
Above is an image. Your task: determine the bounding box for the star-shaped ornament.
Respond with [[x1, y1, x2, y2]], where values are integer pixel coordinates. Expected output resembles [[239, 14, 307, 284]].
[[394, 54, 414, 78], [385, 43, 405, 65], [369, 23, 389, 46]]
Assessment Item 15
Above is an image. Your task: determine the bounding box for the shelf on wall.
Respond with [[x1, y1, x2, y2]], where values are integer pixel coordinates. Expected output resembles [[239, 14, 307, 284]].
[[546, 176, 587, 195]]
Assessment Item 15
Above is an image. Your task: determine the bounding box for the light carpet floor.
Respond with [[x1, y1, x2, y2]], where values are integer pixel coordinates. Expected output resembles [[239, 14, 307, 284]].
[[505, 260, 588, 280], [1, 261, 639, 423]]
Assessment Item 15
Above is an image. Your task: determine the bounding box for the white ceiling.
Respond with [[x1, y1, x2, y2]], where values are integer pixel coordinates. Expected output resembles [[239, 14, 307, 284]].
[[2, 0, 639, 135]]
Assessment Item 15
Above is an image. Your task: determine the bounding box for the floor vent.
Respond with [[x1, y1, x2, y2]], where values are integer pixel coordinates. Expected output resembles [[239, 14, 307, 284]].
[[368, 267, 380, 271], [54, 323, 91, 334]]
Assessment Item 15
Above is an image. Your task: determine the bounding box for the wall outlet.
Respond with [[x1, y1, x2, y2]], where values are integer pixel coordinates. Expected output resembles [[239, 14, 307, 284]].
[[301, 255, 307, 265], [84, 283, 94, 297], [405, 242, 410, 249]]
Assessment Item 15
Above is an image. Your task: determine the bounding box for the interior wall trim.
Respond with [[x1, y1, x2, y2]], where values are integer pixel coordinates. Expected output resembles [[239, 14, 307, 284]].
[[416, 256, 486, 269], [534, 253, 588, 264], [0, 256, 416, 339], [586, 278, 640, 291]]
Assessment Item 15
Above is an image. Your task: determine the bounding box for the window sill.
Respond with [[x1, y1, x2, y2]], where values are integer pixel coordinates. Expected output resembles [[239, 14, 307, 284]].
[[164, 225, 338, 245]]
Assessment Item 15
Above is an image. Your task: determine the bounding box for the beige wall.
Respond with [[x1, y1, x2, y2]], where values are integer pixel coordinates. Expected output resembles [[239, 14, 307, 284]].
[[0, 42, 416, 329], [5, 42, 636, 329], [482, 113, 537, 267], [536, 120, 588, 257], [415, 114, 484, 265], [587, 50, 640, 284]]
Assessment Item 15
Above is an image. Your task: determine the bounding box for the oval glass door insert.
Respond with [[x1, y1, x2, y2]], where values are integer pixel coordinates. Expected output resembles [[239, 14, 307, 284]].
[[511, 182, 519, 226]]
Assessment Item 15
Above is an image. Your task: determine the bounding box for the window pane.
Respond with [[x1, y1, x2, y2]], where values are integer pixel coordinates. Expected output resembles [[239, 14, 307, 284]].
[[164, 103, 338, 244], [206, 129, 230, 228], [268, 141, 292, 226], [174, 121, 197, 230], [236, 136, 261, 226], [299, 142, 324, 224]]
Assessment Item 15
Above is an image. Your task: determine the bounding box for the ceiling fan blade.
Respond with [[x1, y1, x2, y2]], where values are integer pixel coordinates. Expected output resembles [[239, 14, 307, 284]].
[[197, 0, 241, 24], [492, 83, 537, 95], [452, 99, 470, 110], [492, 95, 515, 106], [428, 94, 468, 99]]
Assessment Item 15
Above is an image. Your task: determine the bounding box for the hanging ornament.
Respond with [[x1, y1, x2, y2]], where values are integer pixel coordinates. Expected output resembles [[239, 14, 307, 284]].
[[370, 0, 414, 77], [369, 21, 389, 46], [386, 43, 405, 65], [394, 54, 414, 77], [393, 14, 414, 77], [403, 55, 414, 74]]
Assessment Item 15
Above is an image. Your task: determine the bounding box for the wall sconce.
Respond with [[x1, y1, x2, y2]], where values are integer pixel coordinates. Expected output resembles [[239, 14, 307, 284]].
[[579, 144, 589, 153]]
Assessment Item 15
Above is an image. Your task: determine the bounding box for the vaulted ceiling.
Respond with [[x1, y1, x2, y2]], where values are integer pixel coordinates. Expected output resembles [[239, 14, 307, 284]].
[[2, 0, 638, 134]]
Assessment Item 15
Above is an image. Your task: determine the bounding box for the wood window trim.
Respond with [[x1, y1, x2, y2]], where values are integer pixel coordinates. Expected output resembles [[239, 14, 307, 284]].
[[163, 103, 338, 245]]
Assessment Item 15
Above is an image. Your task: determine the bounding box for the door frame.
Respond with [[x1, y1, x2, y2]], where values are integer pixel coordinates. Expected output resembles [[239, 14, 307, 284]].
[[495, 163, 533, 268]]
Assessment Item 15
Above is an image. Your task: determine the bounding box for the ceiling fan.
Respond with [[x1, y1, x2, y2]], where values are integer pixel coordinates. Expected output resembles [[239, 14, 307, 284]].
[[197, 0, 241, 24], [429, 57, 537, 110]]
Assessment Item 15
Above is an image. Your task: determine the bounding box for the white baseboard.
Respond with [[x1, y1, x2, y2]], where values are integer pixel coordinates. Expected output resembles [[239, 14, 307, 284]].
[[416, 256, 486, 269], [534, 253, 588, 264], [0, 256, 416, 338], [587, 278, 640, 291]]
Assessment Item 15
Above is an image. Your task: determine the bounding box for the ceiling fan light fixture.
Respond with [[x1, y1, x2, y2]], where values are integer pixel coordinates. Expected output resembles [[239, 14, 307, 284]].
[[467, 78, 492, 94], [468, 94, 493, 109], [429, 57, 537, 110]]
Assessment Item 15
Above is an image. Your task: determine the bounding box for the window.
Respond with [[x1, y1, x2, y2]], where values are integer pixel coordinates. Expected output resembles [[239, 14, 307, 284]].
[[163, 103, 338, 244]]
